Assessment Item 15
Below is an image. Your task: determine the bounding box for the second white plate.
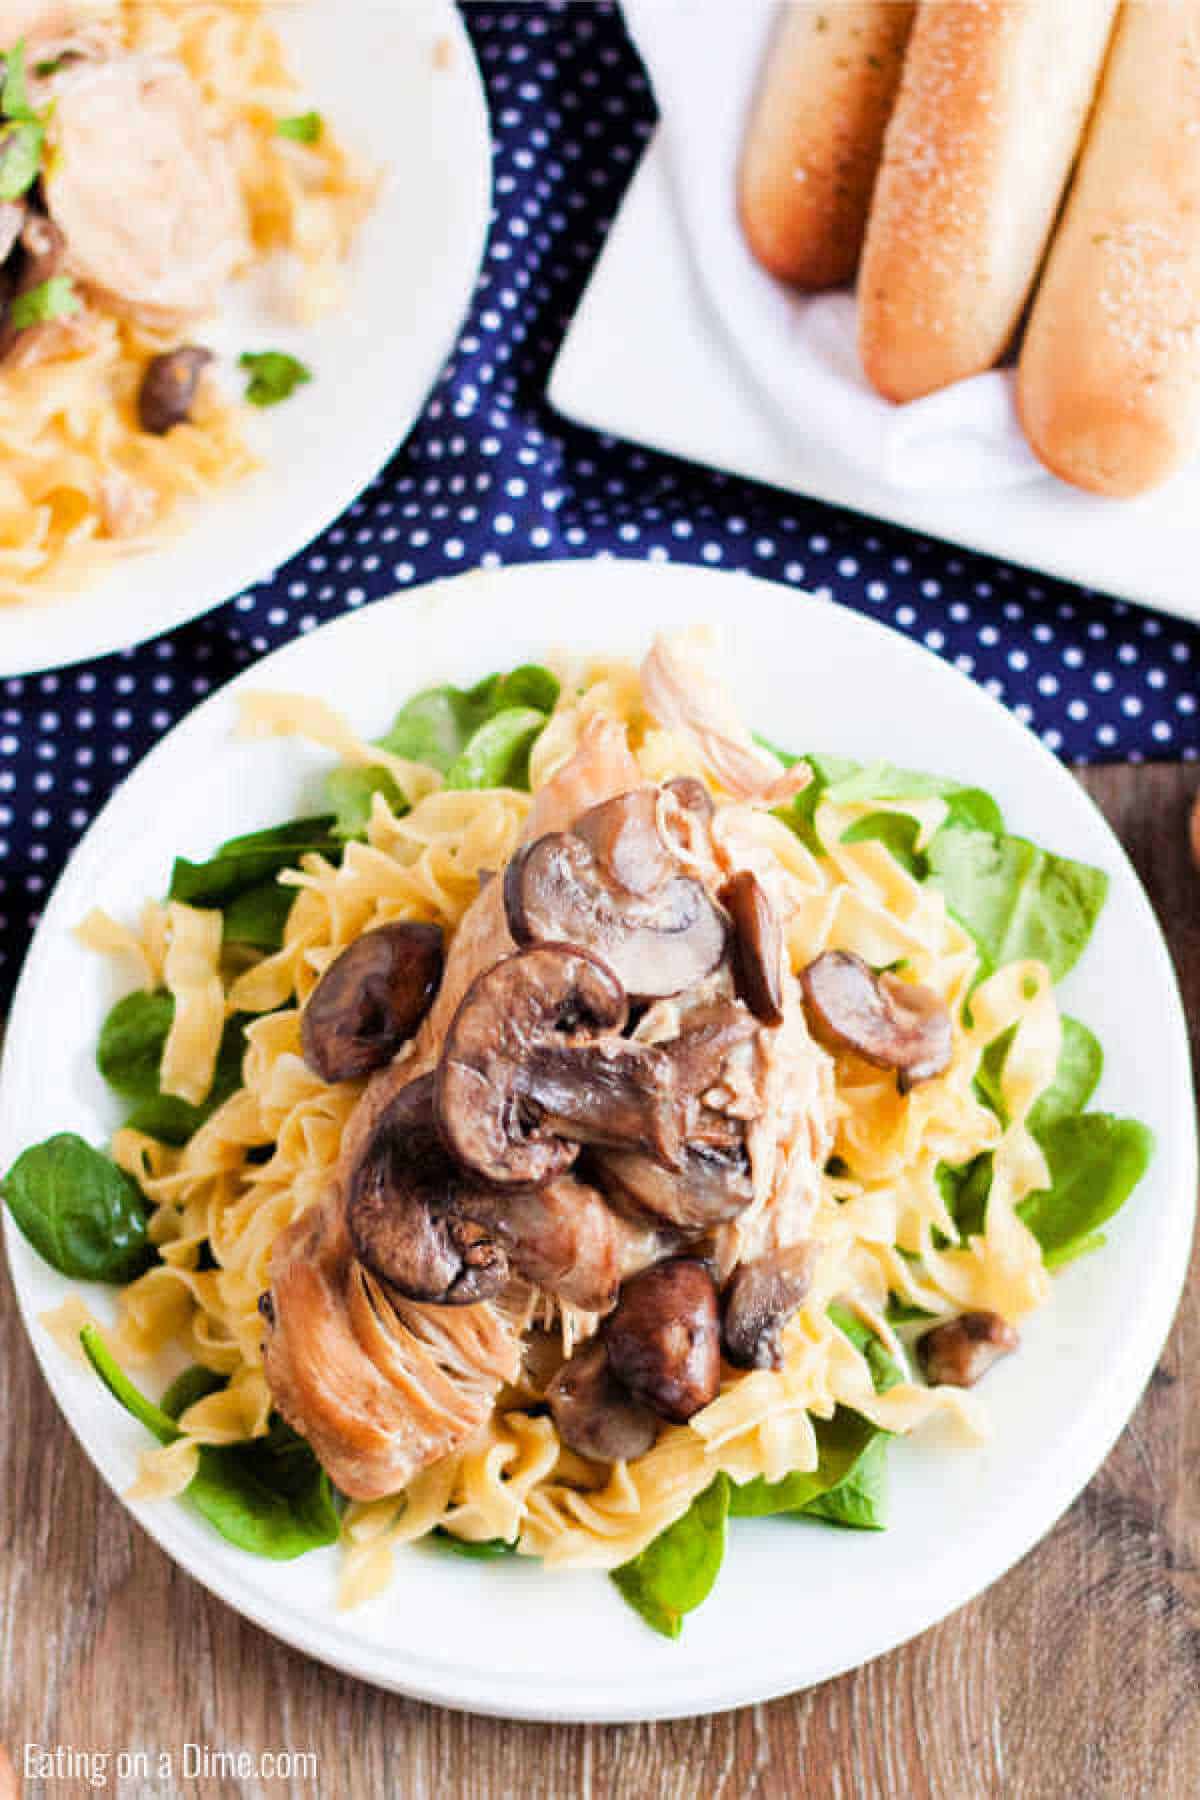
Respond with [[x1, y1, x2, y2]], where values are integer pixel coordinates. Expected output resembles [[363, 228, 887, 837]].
[[0, 0, 491, 677], [549, 138, 1200, 626]]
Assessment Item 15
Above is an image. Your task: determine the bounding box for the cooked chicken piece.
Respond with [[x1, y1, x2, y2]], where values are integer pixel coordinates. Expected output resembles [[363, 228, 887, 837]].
[[640, 631, 810, 805], [262, 1195, 523, 1502], [40, 54, 244, 328], [263, 714, 647, 1498]]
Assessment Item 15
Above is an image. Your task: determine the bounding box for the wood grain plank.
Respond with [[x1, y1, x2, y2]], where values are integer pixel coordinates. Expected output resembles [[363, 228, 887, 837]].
[[1, 765, 1197, 1800]]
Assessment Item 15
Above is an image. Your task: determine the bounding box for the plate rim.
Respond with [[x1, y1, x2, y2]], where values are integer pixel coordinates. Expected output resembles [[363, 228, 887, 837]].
[[2, 559, 1195, 1720], [0, 0, 492, 678]]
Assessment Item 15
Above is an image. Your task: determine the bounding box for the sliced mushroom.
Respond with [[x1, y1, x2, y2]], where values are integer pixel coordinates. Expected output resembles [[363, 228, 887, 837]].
[[917, 1310, 1019, 1388], [722, 1242, 816, 1369], [545, 1339, 659, 1462], [451, 1173, 662, 1314], [503, 828, 727, 1002], [573, 788, 676, 897], [346, 1074, 507, 1306], [659, 998, 759, 1097], [138, 345, 213, 434], [436, 944, 690, 1186], [302, 922, 445, 1084], [799, 950, 952, 1090], [603, 1258, 721, 1423], [0, 214, 68, 362], [720, 870, 784, 1026], [598, 1138, 755, 1233]]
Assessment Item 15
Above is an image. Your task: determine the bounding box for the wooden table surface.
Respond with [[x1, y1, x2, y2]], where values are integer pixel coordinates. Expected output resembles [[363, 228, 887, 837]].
[[2, 763, 1197, 1800]]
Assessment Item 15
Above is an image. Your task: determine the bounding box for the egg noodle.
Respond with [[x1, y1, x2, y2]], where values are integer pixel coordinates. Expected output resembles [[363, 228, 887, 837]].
[[0, 0, 378, 605], [53, 655, 1070, 1607]]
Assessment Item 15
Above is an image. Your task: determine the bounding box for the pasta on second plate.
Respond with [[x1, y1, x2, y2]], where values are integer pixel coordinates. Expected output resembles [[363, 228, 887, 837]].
[[0, 0, 377, 603]]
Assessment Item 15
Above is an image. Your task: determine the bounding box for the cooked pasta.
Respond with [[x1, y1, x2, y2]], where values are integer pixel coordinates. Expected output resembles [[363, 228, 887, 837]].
[[0, 1, 378, 604], [61, 644, 1100, 1610]]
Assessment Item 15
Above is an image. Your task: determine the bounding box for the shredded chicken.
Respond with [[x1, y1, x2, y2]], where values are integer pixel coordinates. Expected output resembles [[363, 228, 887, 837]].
[[263, 715, 646, 1500], [640, 629, 811, 806], [39, 53, 245, 328]]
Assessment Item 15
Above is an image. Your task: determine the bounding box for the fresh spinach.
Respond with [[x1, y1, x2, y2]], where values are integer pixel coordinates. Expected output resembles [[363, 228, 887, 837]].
[[774, 750, 1004, 864], [239, 350, 312, 407], [326, 765, 408, 840], [1028, 1018, 1104, 1135], [160, 1364, 226, 1421], [327, 665, 561, 838], [276, 111, 322, 143], [728, 1408, 881, 1520], [802, 1433, 889, 1530], [2, 1133, 152, 1282], [429, 1528, 517, 1561], [926, 827, 1107, 982], [220, 880, 295, 951], [168, 815, 339, 910], [81, 1327, 340, 1559], [611, 1473, 730, 1640], [97, 991, 249, 1146], [1017, 1114, 1155, 1269]]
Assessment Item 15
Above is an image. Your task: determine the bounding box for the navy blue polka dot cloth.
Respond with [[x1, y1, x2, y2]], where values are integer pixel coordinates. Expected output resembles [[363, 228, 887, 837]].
[[0, 0, 1197, 1000]]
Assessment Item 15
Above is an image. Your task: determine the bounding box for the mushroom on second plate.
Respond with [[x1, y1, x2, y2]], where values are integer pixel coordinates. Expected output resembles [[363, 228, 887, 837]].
[[0, 214, 68, 362], [346, 1074, 508, 1306], [719, 869, 785, 1027], [503, 791, 728, 1002], [917, 1310, 1019, 1388], [138, 345, 214, 434], [302, 921, 445, 1084], [799, 949, 952, 1090], [435, 944, 690, 1186], [545, 1340, 660, 1463], [721, 1242, 816, 1370], [603, 1258, 722, 1423]]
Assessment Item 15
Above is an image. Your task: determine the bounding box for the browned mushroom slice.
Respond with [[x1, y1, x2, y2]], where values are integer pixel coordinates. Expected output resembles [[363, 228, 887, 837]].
[[799, 950, 952, 1090], [722, 1242, 816, 1369], [660, 999, 759, 1097], [917, 1311, 1019, 1388], [138, 345, 214, 434], [603, 1258, 721, 1423], [719, 870, 785, 1027], [598, 1136, 755, 1233], [546, 1340, 660, 1462], [451, 1173, 662, 1314], [346, 1074, 507, 1306], [503, 830, 727, 1002], [573, 788, 676, 896], [0, 214, 67, 362], [302, 922, 445, 1084], [436, 944, 691, 1186]]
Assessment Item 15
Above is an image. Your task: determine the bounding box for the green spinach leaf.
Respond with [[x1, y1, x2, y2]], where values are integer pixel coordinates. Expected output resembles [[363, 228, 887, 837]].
[[239, 350, 312, 407], [326, 765, 408, 840], [97, 992, 249, 1146], [1017, 1114, 1154, 1269], [611, 1474, 730, 1639], [327, 665, 561, 838], [168, 815, 338, 909], [81, 1327, 340, 1559], [926, 827, 1108, 982], [728, 1409, 880, 1518], [276, 111, 322, 143], [802, 1433, 889, 1530], [221, 880, 295, 951], [160, 1364, 226, 1421], [2, 1133, 152, 1282], [429, 1528, 517, 1561]]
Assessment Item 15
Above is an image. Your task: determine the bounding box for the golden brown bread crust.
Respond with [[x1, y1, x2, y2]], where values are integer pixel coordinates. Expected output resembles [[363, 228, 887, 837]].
[[858, 0, 1118, 404], [739, 1, 915, 291], [1017, 0, 1200, 497]]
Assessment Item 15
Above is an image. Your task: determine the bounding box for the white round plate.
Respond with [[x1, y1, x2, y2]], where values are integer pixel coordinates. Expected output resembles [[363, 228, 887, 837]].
[[1, 562, 1194, 1721], [0, 0, 490, 677]]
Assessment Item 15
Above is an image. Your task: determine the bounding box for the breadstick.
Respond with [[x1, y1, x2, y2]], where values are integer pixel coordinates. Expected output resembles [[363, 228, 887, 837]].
[[739, 1, 915, 290], [859, 0, 1118, 402], [1018, 0, 1200, 496]]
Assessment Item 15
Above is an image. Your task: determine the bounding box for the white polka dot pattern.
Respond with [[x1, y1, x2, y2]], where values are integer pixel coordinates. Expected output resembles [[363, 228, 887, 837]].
[[0, 0, 1194, 993]]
